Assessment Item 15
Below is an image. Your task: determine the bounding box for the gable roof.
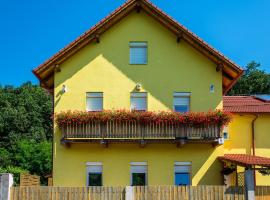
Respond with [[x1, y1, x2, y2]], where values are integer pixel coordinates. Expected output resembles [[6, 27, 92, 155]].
[[33, 0, 243, 94], [223, 96, 270, 113]]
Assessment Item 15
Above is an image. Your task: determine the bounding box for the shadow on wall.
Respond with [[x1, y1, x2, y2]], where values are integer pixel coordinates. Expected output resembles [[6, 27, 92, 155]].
[[54, 11, 222, 111], [197, 159, 223, 185]]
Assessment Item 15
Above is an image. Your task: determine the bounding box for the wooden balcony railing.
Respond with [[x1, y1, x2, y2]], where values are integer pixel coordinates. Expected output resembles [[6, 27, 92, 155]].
[[60, 121, 223, 144]]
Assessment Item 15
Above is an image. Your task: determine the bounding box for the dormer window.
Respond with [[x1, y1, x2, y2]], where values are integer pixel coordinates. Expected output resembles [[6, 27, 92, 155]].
[[129, 42, 147, 64]]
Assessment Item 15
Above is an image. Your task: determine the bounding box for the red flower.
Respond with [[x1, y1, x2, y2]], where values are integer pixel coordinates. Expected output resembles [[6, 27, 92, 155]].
[[55, 109, 232, 127]]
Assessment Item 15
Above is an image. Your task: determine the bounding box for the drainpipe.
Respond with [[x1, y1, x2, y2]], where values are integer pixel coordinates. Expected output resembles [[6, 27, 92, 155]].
[[251, 114, 258, 187], [251, 114, 258, 156]]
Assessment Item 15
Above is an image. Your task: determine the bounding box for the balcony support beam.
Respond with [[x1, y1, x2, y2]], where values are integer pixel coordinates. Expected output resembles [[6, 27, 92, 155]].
[[100, 140, 108, 148], [176, 139, 186, 148], [139, 140, 146, 148]]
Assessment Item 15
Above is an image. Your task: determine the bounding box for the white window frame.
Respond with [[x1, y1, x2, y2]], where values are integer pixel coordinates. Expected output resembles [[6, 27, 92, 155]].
[[174, 161, 192, 186], [130, 162, 148, 186], [86, 92, 103, 111], [129, 42, 148, 65], [173, 92, 191, 113], [130, 92, 148, 111], [86, 162, 103, 186]]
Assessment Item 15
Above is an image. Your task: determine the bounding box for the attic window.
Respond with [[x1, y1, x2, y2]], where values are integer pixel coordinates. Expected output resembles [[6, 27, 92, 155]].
[[129, 42, 147, 65]]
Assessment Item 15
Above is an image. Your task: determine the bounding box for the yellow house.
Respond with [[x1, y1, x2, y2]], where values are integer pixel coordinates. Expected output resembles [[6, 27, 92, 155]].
[[32, 0, 270, 187], [223, 96, 270, 186]]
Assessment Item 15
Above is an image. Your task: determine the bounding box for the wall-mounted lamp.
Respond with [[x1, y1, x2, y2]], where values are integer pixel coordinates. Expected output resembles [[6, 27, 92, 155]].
[[62, 85, 68, 93], [136, 83, 142, 91]]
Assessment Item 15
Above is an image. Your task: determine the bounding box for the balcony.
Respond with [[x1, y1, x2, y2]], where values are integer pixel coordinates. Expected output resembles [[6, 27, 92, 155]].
[[57, 110, 230, 147], [60, 122, 222, 145]]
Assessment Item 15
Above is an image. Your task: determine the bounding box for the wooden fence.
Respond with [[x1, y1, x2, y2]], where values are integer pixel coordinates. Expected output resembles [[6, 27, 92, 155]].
[[10, 186, 125, 200], [133, 186, 246, 200], [256, 186, 270, 200], [9, 185, 270, 200], [20, 173, 40, 187]]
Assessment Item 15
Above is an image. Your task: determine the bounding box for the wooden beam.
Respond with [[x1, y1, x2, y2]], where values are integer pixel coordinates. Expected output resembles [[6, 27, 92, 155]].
[[54, 64, 61, 72], [100, 140, 108, 148], [135, 2, 141, 13], [177, 32, 183, 43], [176, 139, 186, 148], [216, 63, 223, 72], [139, 139, 146, 148], [223, 70, 234, 81], [95, 34, 100, 43], [61, 139, 71, 148]]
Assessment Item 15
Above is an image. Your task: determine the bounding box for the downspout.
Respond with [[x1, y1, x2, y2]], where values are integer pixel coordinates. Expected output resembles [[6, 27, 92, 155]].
[[251, 114, 258, 156], [51, 92, 54, 186], [251, 114, 259, 186]]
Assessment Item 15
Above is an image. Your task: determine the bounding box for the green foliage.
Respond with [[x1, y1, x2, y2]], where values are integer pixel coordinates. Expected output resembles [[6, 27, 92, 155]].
[[228, 61, 270, 95], [0, 82, 52, 185]]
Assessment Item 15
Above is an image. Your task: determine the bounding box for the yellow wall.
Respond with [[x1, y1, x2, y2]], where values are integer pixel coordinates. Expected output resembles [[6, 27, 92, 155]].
[[225, 114, 270, 185], [54, 10, 222, 112], [53, 140, 224, 186], [53, 10, 224, 186]]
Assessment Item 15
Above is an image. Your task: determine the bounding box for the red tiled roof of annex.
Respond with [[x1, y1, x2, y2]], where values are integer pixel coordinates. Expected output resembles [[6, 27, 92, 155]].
[[219, 154, 270, 167], [223, 96, 270, 113]]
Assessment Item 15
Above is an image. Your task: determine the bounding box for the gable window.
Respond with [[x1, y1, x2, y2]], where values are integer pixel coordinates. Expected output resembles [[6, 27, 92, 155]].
[[129, 42, 147, 64], [130, 92, 147, 111], [86, 162, 102, 186], [173, 92, 191, 113], [86, 92, 103, 111], [130, 162, 147, 186], [174, 162, 191, 186], [223, 126, 229, 140]]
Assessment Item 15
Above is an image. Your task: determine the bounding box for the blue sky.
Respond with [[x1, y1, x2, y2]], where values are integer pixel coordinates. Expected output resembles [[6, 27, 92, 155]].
[[0, 0, 269, 86]]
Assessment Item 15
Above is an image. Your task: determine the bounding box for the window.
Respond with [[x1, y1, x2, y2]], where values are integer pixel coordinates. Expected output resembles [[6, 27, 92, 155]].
[[86, 92, 103, 111], [223, 126, 229, 140], [131, 92, 147, 111], [86, 162, 102, 186], [210, 84, 215, 93], [173, 92, 190, 113], [174, 162, 191, 186], [130, 162, 147, 186], [130, 42, 147, 64]]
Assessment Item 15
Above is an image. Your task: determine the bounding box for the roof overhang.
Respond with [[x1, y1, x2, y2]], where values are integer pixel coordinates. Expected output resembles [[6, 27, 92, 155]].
[[33, 0, 243, 94], [219, 154, 270, 168]]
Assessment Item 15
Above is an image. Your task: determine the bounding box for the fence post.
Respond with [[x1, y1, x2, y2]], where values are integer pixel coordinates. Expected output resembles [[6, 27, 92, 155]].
[[0, 173, 13, 200], [244, 169, 255, 200], [125, 186, 133, 200]]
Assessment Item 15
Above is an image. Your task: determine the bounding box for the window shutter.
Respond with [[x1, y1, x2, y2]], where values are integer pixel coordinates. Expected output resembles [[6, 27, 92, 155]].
[[130, 42, 147, 64], [131, 93, 147, 111], [173, 92, 190, 112], [86, 162, 103, 173], [86, 92, 103, 111]]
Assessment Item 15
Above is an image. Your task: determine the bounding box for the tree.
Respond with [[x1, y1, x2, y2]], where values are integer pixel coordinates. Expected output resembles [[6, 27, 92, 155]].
[[0, 82, 53, 185], [228, 61, 270, 95]]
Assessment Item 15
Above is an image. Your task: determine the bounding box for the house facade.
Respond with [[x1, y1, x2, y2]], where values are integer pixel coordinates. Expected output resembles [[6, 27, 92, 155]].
[[223, 96, 270, 186], [32, 0, 270, 187]]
